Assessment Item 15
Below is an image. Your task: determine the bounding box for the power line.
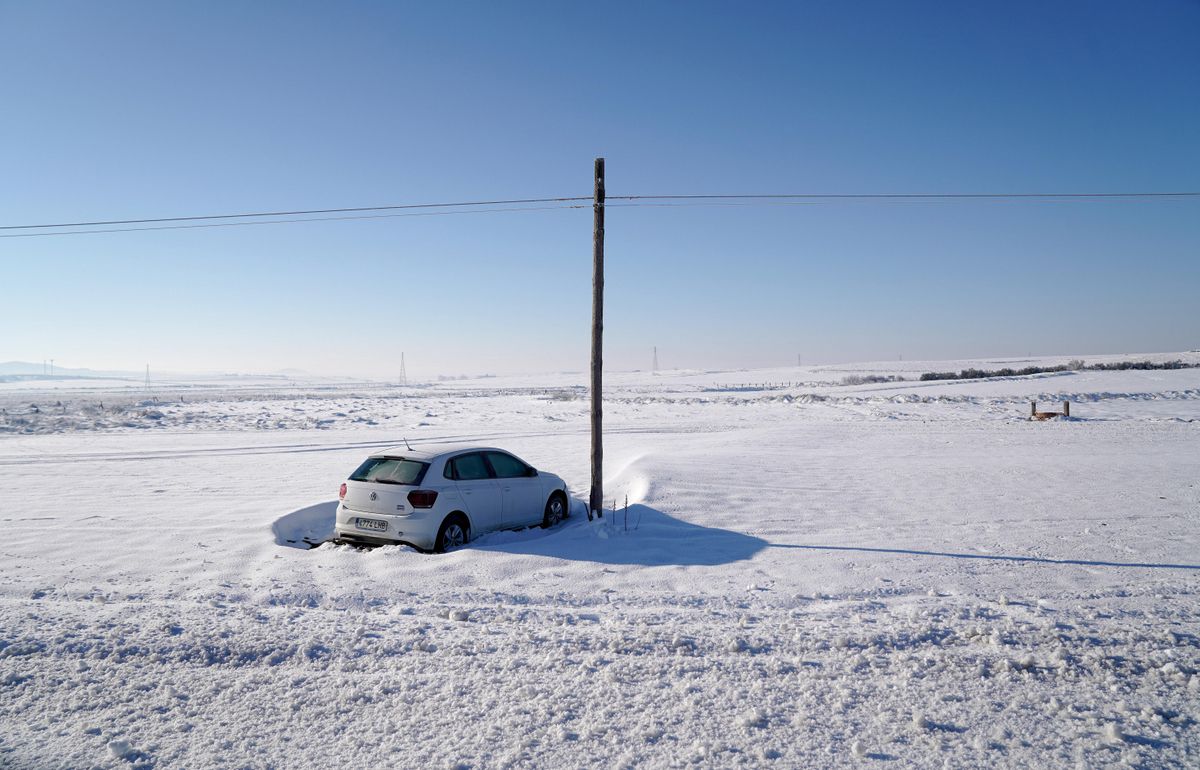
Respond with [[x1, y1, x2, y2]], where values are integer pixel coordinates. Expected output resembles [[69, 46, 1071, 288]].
[[0, 196, 593, 231], [0, 203, 589, 238], [605, 196, 1198, 210], [1, 190, 1196, 239], [609, 192, 1200, 202]]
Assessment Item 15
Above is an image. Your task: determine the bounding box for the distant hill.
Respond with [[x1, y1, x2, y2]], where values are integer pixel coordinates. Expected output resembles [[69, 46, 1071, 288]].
[[0, 361, 137, 378]]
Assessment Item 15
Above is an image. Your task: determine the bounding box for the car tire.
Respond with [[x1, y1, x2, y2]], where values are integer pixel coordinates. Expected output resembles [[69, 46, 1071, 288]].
[[435, 514, 470, 553], [542, 492, 567, 529]]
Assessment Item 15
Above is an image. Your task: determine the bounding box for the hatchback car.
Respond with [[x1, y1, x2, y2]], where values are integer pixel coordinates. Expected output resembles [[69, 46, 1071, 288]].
[[334, 444, 570, 551]]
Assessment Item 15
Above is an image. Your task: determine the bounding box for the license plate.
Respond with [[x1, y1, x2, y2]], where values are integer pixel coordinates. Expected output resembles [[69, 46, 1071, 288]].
[[355, 517, 387, 532]]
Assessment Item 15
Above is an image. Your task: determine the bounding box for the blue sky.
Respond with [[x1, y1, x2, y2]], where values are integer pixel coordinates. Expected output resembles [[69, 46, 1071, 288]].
[[2, 1, 1197, 378]]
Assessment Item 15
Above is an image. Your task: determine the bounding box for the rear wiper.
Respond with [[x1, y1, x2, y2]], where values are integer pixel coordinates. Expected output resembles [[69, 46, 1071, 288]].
[[371, 478, 405, 485]]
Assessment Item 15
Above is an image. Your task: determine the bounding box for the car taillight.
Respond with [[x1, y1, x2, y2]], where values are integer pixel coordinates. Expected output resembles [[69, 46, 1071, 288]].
[[339, 483, 347, 500], [407, 490, 438, 509]]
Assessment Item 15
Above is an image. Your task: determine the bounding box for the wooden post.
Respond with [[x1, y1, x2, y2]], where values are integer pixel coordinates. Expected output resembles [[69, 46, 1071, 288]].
[[1031, 401, 1036, 417], [589, 157, 605, 520], [1063, 400, 1070, 417]]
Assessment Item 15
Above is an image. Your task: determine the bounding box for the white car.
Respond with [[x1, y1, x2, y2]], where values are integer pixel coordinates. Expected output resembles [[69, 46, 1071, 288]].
[[334, 445, 570, 551]]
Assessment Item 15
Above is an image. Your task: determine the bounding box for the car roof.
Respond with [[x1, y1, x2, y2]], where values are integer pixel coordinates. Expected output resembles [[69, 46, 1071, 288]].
[[371, 443, 508, 462]]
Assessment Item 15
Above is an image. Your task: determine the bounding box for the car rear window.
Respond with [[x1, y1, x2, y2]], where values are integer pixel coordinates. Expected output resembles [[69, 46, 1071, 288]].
[[349, 457, 429, 485]]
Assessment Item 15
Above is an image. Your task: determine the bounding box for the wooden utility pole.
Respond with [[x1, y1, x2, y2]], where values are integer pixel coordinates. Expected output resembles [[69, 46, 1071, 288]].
[[590, 157, 605, 520]]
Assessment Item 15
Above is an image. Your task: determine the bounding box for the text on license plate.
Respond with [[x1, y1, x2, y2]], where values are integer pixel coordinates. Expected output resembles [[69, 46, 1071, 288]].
[[355, 517, 387, 532]]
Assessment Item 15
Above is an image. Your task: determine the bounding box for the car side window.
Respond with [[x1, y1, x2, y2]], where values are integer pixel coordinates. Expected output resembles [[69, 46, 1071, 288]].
[[486, 452, 529, 479], [450, 453, 491, 481]]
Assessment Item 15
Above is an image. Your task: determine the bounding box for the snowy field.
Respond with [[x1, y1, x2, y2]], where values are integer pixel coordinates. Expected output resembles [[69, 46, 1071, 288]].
[[1, 353, 1198, 769]]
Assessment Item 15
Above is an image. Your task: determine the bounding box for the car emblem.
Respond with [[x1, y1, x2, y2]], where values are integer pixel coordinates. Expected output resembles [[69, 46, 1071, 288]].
[[369, 492, 378, 501]]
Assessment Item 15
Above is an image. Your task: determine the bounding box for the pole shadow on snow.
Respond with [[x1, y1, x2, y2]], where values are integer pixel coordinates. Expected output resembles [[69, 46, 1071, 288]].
[[766, 543, 1200, 571], [271, 504, 1197, 570]]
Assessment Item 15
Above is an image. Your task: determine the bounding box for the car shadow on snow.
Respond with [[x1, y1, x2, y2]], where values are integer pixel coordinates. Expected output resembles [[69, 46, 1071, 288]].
[[474, 501, 769, 567], [272, 500, 338, 549], [272, 498, 768, 566]]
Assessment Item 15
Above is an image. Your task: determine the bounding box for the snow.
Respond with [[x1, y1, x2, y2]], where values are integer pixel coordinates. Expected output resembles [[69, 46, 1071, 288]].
[[1, 353, 1198, 768]]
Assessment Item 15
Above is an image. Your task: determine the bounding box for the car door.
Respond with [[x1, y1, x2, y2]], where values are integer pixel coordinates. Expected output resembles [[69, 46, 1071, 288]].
[[447, 453, 502, 535], [486, 451, 542, 527]]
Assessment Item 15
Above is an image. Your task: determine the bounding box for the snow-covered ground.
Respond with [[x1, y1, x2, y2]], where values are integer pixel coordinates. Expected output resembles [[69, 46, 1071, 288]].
[[1, 353, 1198, 769]]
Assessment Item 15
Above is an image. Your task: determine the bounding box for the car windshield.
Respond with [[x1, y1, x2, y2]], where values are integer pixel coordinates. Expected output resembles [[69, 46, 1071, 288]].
[[349, 457, 428, 485]]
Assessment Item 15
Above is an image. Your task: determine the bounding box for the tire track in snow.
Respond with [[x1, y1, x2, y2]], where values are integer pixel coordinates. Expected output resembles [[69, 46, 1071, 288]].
[[0, 425, 724, 466]]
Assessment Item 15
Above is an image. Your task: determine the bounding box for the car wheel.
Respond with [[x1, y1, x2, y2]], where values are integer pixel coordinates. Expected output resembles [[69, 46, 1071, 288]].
[[542, 492, 566, 529], [435, 514, 469, 553]]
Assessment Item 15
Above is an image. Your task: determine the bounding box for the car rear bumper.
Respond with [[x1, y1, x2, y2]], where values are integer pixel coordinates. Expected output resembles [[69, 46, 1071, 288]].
[[334, 502, 439, 550]]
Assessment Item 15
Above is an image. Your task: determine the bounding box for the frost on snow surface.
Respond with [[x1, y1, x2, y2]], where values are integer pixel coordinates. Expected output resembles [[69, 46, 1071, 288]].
[[0, 354, 1199, 768]]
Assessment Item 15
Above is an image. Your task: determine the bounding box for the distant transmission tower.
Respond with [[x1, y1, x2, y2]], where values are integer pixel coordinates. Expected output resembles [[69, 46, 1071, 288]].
[[145, 364, 151, 390], [797, 353, 801, 367], [399, 352, 407, 386], [652, 346, 659, 375]]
